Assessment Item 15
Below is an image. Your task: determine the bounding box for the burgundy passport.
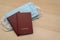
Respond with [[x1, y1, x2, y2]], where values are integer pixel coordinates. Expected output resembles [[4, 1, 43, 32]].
[[17, 12, 33, 35], [7, 12, 19, 35], [7, 12, 33, 36]]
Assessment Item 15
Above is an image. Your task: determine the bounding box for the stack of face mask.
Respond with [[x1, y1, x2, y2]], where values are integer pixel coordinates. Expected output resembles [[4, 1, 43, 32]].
[[0, 2, 40, 32]]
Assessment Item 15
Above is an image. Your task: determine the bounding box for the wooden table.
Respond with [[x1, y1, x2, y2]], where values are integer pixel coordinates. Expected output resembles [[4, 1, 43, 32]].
[[0, 0, 60, 40]]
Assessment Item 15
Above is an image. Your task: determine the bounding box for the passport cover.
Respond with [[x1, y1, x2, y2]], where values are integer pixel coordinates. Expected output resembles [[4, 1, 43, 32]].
[[7, 12, 33, 36], [17, 12, 33, 35], [7, 12, 20, 35]]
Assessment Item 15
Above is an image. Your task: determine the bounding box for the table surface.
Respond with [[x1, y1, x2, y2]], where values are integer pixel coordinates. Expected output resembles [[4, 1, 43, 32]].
[[0, 0, 60, 40]]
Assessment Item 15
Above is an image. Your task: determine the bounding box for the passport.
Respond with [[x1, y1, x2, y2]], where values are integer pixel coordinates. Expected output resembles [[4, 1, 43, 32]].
[[7, 12, 18, 35], [7, 12, 33, 36], [17, 12, 33, 35]]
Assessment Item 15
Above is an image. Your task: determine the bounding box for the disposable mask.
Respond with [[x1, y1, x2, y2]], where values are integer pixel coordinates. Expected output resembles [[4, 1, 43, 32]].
[[0, 2, 40, 31]]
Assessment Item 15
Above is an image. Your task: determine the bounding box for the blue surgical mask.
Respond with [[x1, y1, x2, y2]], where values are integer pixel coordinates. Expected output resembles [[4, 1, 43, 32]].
[[5, 2, 39, 19], [1, 2, 40, 31]]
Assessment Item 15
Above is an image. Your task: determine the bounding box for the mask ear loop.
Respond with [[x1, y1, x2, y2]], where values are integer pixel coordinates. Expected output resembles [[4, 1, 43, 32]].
[[35, 6, 41, 18], [0, 21, 9, 32], [0, 17, 12, 32], [32, 5, 41, 21]]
